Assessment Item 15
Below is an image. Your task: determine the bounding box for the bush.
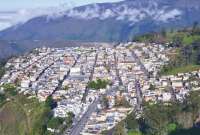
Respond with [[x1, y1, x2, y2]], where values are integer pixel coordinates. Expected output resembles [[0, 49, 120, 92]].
[[47, 117, 64, 129], [88, 79, 110, 90], [2, 83, 17, 96], [45, 96, 57, 109]]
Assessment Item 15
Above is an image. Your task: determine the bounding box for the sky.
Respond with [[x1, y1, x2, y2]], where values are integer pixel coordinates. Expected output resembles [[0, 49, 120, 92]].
[[0, 0, 122, 30], [0, 0, 122, 11]]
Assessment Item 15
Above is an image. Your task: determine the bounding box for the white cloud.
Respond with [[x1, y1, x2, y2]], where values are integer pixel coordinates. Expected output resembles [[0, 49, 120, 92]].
[[0, 1, 183, 31], [0, 22, 12, 30], [156, 9, 182, 22], [100, 9, 115, 19], [65, 3, 182, 24]]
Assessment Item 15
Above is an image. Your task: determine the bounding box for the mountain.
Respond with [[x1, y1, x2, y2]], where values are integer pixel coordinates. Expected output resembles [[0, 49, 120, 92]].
[[0, 0, 200, 42], [0, 0, 200, 59]]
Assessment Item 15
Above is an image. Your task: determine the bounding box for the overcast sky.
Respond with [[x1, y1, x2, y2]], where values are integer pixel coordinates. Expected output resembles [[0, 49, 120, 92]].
[[0, 0, 122, 11]]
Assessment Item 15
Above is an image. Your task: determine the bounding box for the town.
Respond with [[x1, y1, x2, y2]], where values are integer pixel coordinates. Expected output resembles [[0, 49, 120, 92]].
[[0, 42, 199, 135]]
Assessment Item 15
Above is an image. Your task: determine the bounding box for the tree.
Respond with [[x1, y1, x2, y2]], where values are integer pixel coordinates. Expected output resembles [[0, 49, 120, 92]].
[[0, 94, 6, 105], [87, 79, 110, 90], [47, 117, 64, 129], [2, 83, 17, 96], [66, 112, 75, 127], [149, 84, 156, 91], [63, 85, 69, 91], [115, 96, 130, 108], [45, 96, 57, 109], [161, 28, 167, 38], [101, 95, 109, 109], [126, 112, 139, 130], [192, 21, 199, 35], [113, 122, 126, 135]]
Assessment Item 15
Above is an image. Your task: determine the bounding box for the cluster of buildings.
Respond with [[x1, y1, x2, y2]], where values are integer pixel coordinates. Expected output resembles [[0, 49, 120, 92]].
[[1, 42, 200, 134], [80, 43, 170, 134]]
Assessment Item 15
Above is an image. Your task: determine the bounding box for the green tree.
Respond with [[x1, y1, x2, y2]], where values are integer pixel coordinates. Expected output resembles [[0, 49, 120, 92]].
[[47, 117, 64, 129], [192, 21, 199, 35], [113, 122, 126, 135], [45, 96, 57, 109], [149, 84, 156, 91], [126, 112, 139, 130]]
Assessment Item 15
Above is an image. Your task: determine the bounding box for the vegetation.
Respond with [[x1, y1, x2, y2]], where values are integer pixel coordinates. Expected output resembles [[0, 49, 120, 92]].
[[161, 65, 200, 75], [63, 85, 69, 91], [149, 84, 156, 91], [128, 131, 142, 135], [134, 23, 200, 75], [45, 96, 57, 109], [0, 83, 17, 106], [0, 83, 58, 135], [46, 111, 74, 134], [113, 121, 126, 135], [169, 127, 200, 135], [47, 117, 65, 129], [133, 22, 200, 45], [9, 94, 72, 135], [1, 83, 17, 96], [65, 112, 75, 128], [0, 60, 6, 79], [110, 91, 200, 135], [0, 94, 52, 135], [88, 79, 110, 90], [101, 95, 109, 109], [160, 40, 200, 75], [115, 96, 131, 108]]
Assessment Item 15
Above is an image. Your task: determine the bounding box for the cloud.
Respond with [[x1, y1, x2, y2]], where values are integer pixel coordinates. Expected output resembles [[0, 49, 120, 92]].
[[0, 22, 11, 30], [0, 3, 75, 30], [156, 9, 182, 22], [0, 1, 183, 30], [100, 9, 115, 19], [64, 2, 182, 24]]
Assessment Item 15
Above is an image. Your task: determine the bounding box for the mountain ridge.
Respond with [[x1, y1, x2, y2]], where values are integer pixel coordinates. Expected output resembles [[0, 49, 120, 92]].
[[0, 0, 200, 59], [0, 0, 200, 42]]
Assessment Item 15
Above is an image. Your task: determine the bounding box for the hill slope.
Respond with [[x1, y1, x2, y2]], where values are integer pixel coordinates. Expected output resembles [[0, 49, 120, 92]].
[[0, 0, 200, 42]]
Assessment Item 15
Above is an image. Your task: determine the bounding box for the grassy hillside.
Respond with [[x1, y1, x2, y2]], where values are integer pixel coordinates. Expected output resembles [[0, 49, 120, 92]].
[[134, 24, 200, 75], [0, 94, 51, 135], [0, 82, 72, 135], [0, 82, 52, 135]]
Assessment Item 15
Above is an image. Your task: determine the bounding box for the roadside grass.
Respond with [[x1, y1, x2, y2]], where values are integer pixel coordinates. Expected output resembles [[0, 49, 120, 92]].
[[162, 65, 200, 75]]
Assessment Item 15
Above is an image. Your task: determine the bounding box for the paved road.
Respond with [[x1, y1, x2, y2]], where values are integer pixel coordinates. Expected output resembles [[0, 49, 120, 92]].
[[35, 62, 55, 81], [24, 52, 53, 72], [114, 52, 123, 86], [131, 50, 149, 80], [168, 79, 177, 102], [135, 80, 143, 111], [51, 54, 81, 96], [82, 53, 98, 103], [9, 52, 53, 79], [130, 50, 148, 115], [69, 98, 99, 135], [68, 85, 118, 135]]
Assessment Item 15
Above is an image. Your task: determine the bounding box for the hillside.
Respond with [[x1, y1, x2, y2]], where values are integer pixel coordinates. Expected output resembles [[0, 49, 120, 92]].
[[0, 0, 200, 42], [0, 82, 52, 135], [0, 40, 102, 60], [0, 0, 200, 60], [133, 23, 200, 75]]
